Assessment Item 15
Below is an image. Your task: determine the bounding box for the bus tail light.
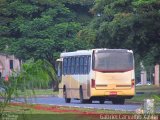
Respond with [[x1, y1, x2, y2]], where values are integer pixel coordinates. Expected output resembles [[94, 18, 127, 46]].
[[131, 79, 135, 88], [91, 79, 95, 88]]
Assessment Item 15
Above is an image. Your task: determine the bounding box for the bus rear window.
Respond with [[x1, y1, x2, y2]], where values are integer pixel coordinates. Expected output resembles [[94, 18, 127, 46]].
[[93, 50, 133, 72]]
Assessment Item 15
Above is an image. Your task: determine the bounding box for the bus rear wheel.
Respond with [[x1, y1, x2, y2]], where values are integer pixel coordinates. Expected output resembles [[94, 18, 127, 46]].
[[99, 98, 105, 104], [87, 99, 92, 104], [63, 88, 71, 103], [112, 98, 125, 105], [79, 87, 86, 104]]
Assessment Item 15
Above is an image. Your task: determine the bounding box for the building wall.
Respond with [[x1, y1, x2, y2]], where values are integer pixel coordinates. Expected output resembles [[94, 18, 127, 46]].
[[154, 64, 160, 86], [141, 70, 147, 85], [0, 54, 20, 77]]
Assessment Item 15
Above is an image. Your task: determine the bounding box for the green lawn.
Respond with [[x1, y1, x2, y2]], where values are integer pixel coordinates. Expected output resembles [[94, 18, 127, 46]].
[[127, 85, 160, 103], [136, 85, 160, 93], [14, 89, 58, 98], [1, 104, 132, 120], [2, 105, 86, 120]]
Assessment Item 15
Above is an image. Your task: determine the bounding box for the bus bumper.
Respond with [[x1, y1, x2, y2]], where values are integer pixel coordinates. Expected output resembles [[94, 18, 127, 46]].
[[90, 88, 135, 98]]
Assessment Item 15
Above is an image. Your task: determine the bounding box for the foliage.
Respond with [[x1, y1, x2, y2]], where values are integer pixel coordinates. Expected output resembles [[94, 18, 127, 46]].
[[0, 0, 93, 64], [18, 59, 56, 89], [77, 28, 96, 49], [0, 59, 56, 117], [89, 0, 160, 65], [73, 0, 159, 82]]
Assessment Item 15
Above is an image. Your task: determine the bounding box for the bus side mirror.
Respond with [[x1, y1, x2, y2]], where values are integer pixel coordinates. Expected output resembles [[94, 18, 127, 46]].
[[58, 64, 61, 77], [56, 59, 62, 78]]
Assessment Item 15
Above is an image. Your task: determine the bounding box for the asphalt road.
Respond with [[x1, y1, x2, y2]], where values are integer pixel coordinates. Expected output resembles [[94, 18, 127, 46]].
[[13, 96, 141, 112]]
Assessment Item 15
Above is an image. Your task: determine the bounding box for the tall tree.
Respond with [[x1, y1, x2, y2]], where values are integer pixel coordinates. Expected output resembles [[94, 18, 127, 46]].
[[0, 0, 94, 65], [88, 0, 160, 65]]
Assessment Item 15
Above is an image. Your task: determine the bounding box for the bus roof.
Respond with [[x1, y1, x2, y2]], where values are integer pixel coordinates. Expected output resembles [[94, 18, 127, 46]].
[[61, 49, 93, 57], [60, 48, 133, 57]]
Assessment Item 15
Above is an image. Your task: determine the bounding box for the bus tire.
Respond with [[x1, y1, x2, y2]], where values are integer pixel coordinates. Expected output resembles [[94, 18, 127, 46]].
[[87, 99, 92, 104], [99, 99, 105, 104], [112, 98, 125, 105], [63, 88, 71, 103], [79, 87, 85, 104]]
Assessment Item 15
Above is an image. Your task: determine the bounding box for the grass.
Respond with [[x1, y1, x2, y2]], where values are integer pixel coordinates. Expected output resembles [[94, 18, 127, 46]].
[[127, 94, 155, 103], [1, 104, 132, 120], [136, 85, 160, 93], [127, 85, 160, 103], [14, 89, 58, 98], [3, 106, 80, 120], [2, 105, 78, 120]]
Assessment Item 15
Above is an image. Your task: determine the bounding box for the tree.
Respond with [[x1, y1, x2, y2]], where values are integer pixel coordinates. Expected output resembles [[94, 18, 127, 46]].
[[88, 0, 160, 65], [0, 0, 93, 65], [132, 0, 160, 64], [78, 0, 159, 82]]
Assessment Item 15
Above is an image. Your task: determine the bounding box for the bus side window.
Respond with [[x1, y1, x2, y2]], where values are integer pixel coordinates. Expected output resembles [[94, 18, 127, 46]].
[[80, 56, 84, 74], [84, 56, 88, 74], [71, 57, 75, 74], [63, 58, 67, 75], [66, 58, 68, 74], [75, 57, 79, 74], [87, 56, 91, 73], [67, 57, 71, 74]]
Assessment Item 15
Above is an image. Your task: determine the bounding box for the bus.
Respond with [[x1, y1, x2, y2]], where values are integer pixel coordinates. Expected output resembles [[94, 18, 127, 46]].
[[57, 49, 135, 104]]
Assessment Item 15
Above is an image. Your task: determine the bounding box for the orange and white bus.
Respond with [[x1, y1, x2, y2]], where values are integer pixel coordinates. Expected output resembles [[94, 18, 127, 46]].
[[57, 49, 135, 104]]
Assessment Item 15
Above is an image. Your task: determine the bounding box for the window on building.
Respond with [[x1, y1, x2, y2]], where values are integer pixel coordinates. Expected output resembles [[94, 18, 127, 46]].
[[10, 60, 13, 69], [84, 56, 88, 74]]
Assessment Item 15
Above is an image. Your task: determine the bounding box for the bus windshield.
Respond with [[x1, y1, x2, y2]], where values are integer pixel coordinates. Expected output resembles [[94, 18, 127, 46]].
[[93, 50, 134, 72]]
